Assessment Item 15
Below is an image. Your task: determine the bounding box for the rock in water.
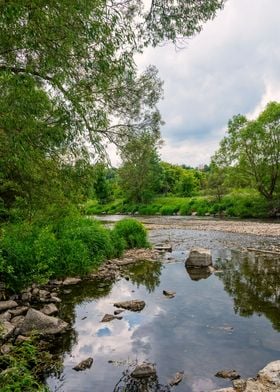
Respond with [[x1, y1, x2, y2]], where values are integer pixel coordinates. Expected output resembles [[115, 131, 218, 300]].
[[169, 371, 184, 386], [131, 363, 156, 379], [114, 300, 145, 311], [186, 248, 212, 267], [40, 303, 58, 316], [101, 314, 122, 322], [73, 357, 93, 371], [215, 369, 240, 380], [19, 308, 68, 336], [163, 290, 176, 298]]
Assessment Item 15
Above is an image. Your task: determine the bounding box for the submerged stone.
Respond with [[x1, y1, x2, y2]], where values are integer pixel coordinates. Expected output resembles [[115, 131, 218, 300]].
[[169, 371, 184, 386], [131, 363, 156, 379], [73, 357, 93, 371]]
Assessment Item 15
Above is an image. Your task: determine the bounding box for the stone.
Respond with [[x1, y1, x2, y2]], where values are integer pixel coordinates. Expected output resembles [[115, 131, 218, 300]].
[[49, 296, 61, 303], [19, 308, 68, 336], [163, 290, 176, 298], [0, 300, 18, 312], [21, 292, 32, 302], [169, 371, 184, 386], [41, 303, 58, 316], [232, 379, 247, 391], [0, 343, 12, 354], [101, 314, 122, 322], [15, 335, 30, 344], [9, 306, 29, 317], [0, 311, 12, 322], [39, 289, 51, 299], [131, 363, 156, 379], [215, 370, 240, 380], [114, 300, 145, 312], [186, 248, 212, 267], [63, 277, 81, 285], [73, 357, 93, 371], [114, 309, 124, 315], [11, 315, 25, 327], [258, 360, 280, 386], [32, 288, 40, 296], [154, 244, 172, 252], [0, 321, 15, 340]]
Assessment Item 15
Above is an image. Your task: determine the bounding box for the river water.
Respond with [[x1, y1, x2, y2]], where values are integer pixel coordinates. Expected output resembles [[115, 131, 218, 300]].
[[47, 216, 280, 392]]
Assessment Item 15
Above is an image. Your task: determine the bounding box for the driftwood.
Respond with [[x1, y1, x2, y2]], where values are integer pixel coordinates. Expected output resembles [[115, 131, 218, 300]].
[[247, 247, 280, 255]]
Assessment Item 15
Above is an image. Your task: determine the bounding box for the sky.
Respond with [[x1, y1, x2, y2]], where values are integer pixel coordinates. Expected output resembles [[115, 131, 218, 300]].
[[134, 0, 280, 167]]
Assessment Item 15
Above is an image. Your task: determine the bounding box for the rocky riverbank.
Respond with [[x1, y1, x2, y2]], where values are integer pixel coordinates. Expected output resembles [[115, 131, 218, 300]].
[[213, 361, 280, 392]]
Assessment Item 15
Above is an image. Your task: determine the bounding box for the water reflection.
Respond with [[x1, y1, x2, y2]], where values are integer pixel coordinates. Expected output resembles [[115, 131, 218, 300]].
[[124, 261, 162, 293], [216, 251, 280, 331], [113, 363, 171, 392], [47, 254, 280, 392], [186, 267, 212, 281]]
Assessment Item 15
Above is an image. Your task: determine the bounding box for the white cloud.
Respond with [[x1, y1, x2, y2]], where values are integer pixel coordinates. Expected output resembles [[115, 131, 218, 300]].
[[133, 0, 280, 167]]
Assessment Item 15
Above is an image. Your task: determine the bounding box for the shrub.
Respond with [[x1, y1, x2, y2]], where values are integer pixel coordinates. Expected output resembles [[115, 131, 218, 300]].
[[112, 218, 149, 249]]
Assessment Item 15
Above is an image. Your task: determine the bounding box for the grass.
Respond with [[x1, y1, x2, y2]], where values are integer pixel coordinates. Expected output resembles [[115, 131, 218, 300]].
[[84, 190, 270, 219]]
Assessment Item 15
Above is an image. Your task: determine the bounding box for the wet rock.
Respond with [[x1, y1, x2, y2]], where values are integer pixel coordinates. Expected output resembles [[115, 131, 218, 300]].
[[0, 300, 18, 312], [0, 321, 15, 340], [73, 357, 93, 371], [114, 300, 145, 312], [19, 308, 68, 336], [63, 277, 81, 285], [186, 266, 212, 281], [9, 306, 29, 317], [131, 363, 156, 379], [169, 371, 184, 386], [40, 303, 58, 316], [101, 314, 122, 322], [114, 309, 124, 315], [163, 290, 176, 298], [215, 369, 240, 380], [186, 248, 212, 267]]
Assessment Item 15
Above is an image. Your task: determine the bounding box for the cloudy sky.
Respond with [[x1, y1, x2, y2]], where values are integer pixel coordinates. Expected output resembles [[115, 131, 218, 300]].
[[136, 0, 280, 167]]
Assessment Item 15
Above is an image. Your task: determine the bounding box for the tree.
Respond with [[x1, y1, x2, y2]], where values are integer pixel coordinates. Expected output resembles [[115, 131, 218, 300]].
[[213, 102, 280, 205], [0, 1, 226, 216], [119, 133, 162, 203]]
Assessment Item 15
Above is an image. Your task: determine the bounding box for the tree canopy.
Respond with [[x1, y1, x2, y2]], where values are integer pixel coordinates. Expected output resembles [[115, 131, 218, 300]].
[[212, 102, 280, 204], [0, 0, 226, 217]]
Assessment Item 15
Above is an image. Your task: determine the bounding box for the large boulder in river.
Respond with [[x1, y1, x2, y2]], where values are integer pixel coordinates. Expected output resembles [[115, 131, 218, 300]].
[[19, 308, 68, 336], [186, 248, 212, 267]]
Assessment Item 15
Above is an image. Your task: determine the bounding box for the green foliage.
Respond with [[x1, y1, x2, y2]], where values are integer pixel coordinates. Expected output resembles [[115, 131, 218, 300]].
[[213, 102, 280, 206], [119, 132, 163, 203], [0, 212, 150, 290], [0, 339, 51, 391], [112, 219, 150, 249]]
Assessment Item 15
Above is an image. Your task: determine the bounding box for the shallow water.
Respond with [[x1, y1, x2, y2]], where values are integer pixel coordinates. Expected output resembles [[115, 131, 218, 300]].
[[47, 248, 280, 392]]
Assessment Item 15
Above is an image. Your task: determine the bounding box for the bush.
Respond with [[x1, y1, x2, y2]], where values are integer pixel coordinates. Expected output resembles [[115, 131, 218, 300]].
[[112, 218, 150, 249]]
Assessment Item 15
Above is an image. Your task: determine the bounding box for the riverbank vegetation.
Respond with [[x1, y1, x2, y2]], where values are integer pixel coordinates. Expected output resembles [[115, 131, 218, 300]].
[[86, 102, 280, 219]]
